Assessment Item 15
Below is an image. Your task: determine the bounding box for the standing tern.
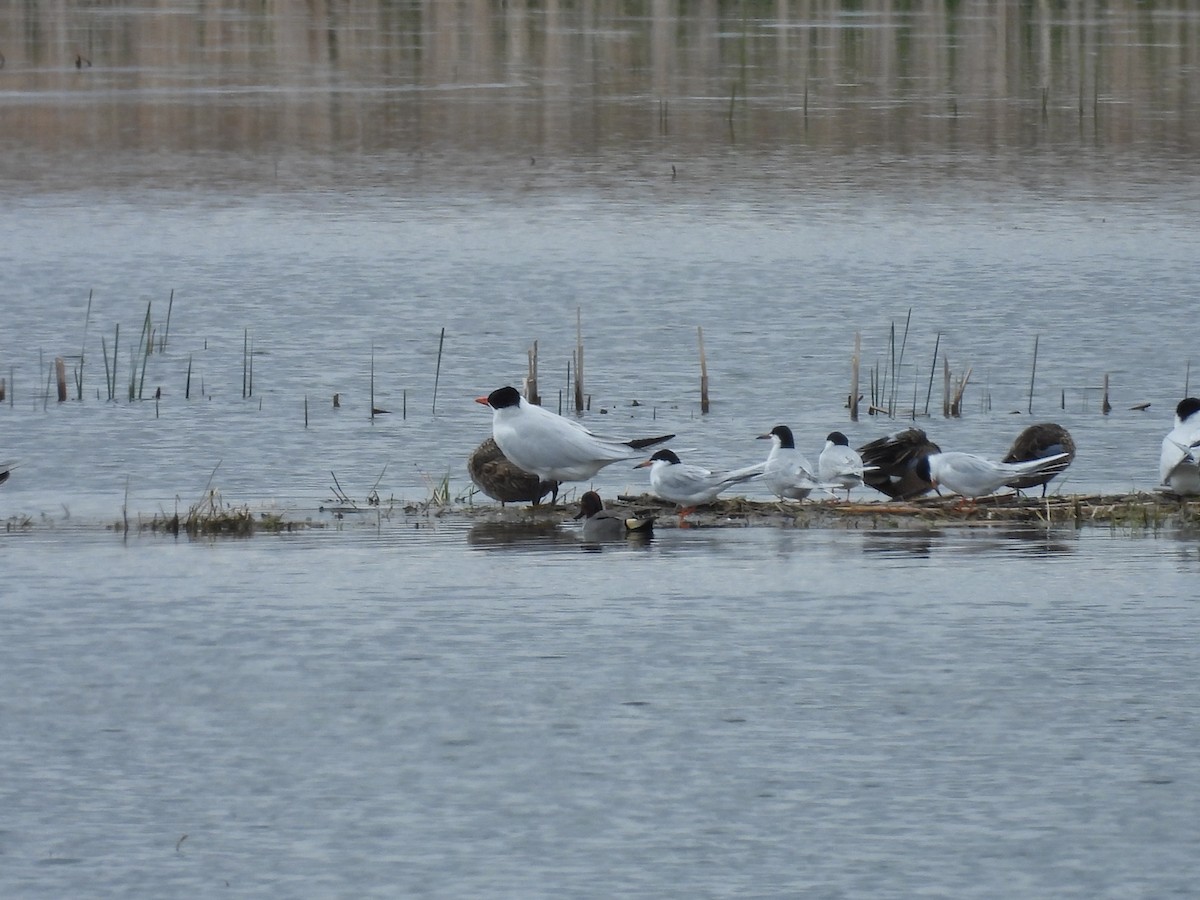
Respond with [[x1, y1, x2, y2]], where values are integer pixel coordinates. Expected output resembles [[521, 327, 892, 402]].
[[635, 448, 762, 517], [1160, 397, 1200, 496], [818, 431, 872, 501], [476, 386, 673, 483], [914, 450, 1069, 500], [575, 490, 655, 541], [757, 425, 822, 501], [1001, 423, 1076, 496]]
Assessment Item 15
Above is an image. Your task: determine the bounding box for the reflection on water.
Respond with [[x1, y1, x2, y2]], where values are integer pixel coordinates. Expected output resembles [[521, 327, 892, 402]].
[[863, 524, 1079, 558], [2, 1, 1198, 193]]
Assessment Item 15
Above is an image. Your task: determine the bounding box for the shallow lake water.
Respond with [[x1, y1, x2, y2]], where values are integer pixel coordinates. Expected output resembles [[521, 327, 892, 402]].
[[3, 1, 1200, 896], [5, 524, 1200, 897]]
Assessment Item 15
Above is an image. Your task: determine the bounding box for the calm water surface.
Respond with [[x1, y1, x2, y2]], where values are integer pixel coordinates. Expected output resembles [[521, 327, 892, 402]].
[[3, 525, 1200, 897], [3, 2, 1200, 896]]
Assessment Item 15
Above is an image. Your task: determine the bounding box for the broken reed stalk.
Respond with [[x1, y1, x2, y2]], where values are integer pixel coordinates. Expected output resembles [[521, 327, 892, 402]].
[[101, 336, 113, 401], [1102, 373, 1112, 415], [1028, 334, 1039, 414], [950, 367, 972, 418], [942, 357, 951, 417], [185, 354, 192, 400], [76, 288, 93, 401], [304, 394, 308, 428], [890, 308, 912, 417], [526, 341, 540, 405], [162, 289, 174, 351], [850, 331, 860, 421], [0, 377, 5, 403], [55, 357, 67, 402], [574, 307, 584, 414], [698, 325, 710, 414], [925, 332, 941, 416], [110, 325, 119, 400], [883, 321, 895, 415], [242, 329, 249, 399], [432, 327, 445, 415], [130, 301, 152, 401], [370, 344, 376, 421]]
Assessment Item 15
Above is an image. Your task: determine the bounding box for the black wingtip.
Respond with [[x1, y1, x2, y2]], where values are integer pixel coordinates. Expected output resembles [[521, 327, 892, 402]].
[[626, 433, 675, 451]]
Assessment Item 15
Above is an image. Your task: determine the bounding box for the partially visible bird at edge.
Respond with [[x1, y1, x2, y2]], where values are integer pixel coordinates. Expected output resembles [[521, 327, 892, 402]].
[[1160, 397, 1200, 496]]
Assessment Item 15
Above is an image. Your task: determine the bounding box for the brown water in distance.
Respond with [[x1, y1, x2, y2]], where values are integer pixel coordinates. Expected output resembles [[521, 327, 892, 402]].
[[2, 1, 1198, 193]]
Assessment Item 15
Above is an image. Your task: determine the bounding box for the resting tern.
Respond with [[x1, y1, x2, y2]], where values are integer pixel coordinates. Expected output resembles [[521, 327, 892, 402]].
[[574, 491, 655, 541], [818, 431, 872, 500], [635, 448, 762, 516], [915, 450, 1069, 500], [1160, 397, 1200, 496], [1001, 423, 1076, 496], [476, 386, 673, 483], [858, 428, 941, 500], [757, 425, 822, 501], [467, 437, 559, 506]]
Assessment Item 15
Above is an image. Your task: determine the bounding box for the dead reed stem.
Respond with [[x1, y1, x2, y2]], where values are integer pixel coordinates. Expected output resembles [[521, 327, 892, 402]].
[[850, 331, 860, 421], [925, 332, 940, 416], [1028, 334, 1039, 414], [574, 307, 584, 414], [76, 289, 93, 401], [1102, 373, 1112, 415], [942, 357, 950, 417], [951, 366, 972, 417], [698, 325, 710, 414], [432, 327, 445, 415], [890, 308, 911, 416], [55, 357, 67, 402], [526, 341, 540, 405], [162, 288, 174, 351]]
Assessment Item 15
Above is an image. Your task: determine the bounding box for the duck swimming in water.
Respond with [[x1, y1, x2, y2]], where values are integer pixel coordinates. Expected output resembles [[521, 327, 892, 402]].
[[574, 490, 654, 541]]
